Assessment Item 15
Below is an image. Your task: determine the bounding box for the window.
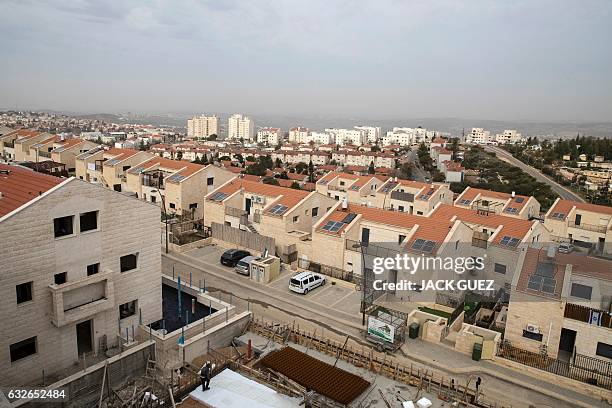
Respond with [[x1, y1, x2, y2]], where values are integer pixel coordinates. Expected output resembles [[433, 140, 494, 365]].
[[54, 272, 67, 285], [16, 282, 33, 304], [120, 254, 138, 272], [122, 165, 131, 172], [293, 215, 299, 223], [207, 177, 214, 186], [10, 337, 37, 362], [169, 203, 176, 209], [80, 211, 98, 232], [113, 184, 121, 192], [119, 300, 137, 319], [522, 330, 543, 341], [398, 206, 404, 212], [189, 203, 198, 210], [311, 207, 319, 217], [398, 235, 406, 244], [54, 215, 74, 238], [151, 195, 156, 203], [570, 283, 593, 300], [596, 342, 612, 360], [87, 263, 100, 276], [494, 263, 506, 274]]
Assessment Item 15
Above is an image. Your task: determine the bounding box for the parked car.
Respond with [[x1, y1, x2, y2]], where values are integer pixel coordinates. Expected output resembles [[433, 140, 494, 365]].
[[558, 243, 574, 254], [220, 249, 251, 267], [289, 272, 326, 294], [234, 255, 261, 276]]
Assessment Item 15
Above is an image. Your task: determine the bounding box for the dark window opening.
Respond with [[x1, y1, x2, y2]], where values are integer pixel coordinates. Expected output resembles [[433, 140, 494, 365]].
[[113, 184, 121, 192], [189, 203, 198, 209], [596, 342, 612, 360], [87, 263, 100, 276], [570, 283, 592, 300], [522, 330, 543, 341], [54, 272, 67, 285], [119, 300, 137, 319], [120, 254, 138, 272], [494, 263, 507, 274], [312, 207, 319, 217], [80, 211, 98, 232], [54, 215, 74, 238], [169, 203, 176, 209], [16, 282, 33, 304], [10, 337, 37, 362], [207, 177, 214, 186]]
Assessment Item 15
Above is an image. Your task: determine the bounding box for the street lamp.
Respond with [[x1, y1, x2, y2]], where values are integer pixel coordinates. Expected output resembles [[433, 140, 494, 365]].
[[352, 241, 367, 326], [151, 189, 169, 254]]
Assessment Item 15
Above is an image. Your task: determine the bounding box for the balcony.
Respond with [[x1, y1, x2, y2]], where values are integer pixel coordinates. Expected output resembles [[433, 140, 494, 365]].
[[225, 206, 247, 218], [568, 222, 607, 234], [328, 185, 347, 192], [390, 190, 415, 203], [49, 271, 115, 327], [564, 303, 611, 328]]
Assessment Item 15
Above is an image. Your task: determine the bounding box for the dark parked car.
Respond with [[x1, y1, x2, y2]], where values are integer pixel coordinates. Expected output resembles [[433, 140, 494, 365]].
[[220, 249, 251, 267]]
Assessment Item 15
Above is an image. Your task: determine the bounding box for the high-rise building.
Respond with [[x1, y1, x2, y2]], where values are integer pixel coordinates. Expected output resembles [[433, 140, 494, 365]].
[[227, 114, 254, 141], [187, 115, 219, 139], [256, 127, 282, 145], [354, 126, 381, 143]]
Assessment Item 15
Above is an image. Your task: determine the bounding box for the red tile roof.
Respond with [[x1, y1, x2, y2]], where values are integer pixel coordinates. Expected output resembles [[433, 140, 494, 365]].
[[548, 199, 612, 219], [129, 157, 205, 180], [208, 179, 310, 212], [0, 164, 64, 217]]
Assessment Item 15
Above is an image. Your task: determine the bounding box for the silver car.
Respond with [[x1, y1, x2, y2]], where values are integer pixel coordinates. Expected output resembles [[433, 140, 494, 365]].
[[558, 243, 574, 254]]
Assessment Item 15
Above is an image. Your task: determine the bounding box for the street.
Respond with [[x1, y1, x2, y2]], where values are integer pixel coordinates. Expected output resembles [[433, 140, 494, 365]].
[[162, 247, 605, 408], [484, 145, 585, 202]]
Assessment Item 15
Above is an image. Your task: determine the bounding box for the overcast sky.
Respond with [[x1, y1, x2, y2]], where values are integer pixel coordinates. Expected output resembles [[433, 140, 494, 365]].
[[1, 0, 611, 121]]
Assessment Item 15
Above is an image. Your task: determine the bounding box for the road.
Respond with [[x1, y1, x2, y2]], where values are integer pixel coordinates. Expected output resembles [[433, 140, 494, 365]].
[[162, 248, 605, 408], [484, 145, 585, 202], [403, 147, 430, 182]]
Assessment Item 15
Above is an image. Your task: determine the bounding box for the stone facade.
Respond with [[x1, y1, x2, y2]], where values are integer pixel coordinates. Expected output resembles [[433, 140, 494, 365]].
[[0, 178, 162, 387]]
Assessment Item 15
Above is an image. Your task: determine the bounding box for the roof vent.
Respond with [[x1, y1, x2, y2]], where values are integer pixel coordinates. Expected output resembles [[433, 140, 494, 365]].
[[511, 191, 516, 197]]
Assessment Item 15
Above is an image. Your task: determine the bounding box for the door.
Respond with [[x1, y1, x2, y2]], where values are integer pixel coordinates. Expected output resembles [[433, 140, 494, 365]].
[[76, 320, 93, 356], [361, 228, 370, 246], [575, 214, 581, 226], [245, 198, 252, 215], [559, 328, 576, 354]]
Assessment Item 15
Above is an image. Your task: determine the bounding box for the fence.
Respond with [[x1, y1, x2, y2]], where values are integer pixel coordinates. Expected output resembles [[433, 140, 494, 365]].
[[298, 258, 362, 285], [211, 222, 275, 254], [497, 342, 611, 390], [564, 303, 612, 328]]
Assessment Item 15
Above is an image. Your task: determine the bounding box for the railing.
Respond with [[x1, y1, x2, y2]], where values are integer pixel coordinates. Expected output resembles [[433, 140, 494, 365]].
[[225, 206, 247, 218], [345, 239, 402, 259], [3, 141, 14, 148], [390, 190, 415, 202], [568, 222, 608, 234], [39, 151, 51, 158], [564, 303, 612, 328], [497, 342, 612, 390], [328, 185, 347, 192]]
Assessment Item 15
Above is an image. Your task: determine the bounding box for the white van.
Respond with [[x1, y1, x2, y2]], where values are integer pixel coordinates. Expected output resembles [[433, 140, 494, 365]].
[[234, 256, 261, 276], [289, 272, 326, 294]]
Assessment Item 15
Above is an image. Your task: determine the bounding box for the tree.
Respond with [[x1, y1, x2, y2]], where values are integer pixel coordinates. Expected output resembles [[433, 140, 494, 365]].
[[308, 160, 315, 182], [295, 162, 308, 174], [275, 157, 282, 168], [449, 137, 459, 160], [219, 155, 231, 161], [138, 140, 147, 151], [259, 155, 274, 170], [201, 155, 209, 165], [368, 161, 375, 174], [176, 151, 183, 161], [397, 162, 414, 180], [206, 134, 217, 141], [262, 176, 279, 185], [245, 163, 267, 176], [290, 181, 301, 190], [235, 154, 244, 164]]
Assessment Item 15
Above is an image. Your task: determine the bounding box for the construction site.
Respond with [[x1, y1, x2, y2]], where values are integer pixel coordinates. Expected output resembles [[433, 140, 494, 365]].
[[9, 311, 516, 408]]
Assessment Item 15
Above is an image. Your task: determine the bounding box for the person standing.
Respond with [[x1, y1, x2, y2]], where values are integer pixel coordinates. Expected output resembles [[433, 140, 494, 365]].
[[200, 361, 211, 391]]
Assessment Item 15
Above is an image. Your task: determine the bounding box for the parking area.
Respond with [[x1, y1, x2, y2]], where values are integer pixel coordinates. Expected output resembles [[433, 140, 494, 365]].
[[182, 244, 362, 316]]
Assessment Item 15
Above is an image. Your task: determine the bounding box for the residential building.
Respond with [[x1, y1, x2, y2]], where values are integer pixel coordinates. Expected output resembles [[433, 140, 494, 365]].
[[0, 164, 161, 386], [354, 126, 381, 144], [430, 147, 453, 171], [204, 178, 336, 258], [332, 151, 395, 169], [495, 130, 524, 145], [372, 178, 453, 215], [75, 147, 153, 192], [11, 130, 52, 162], [256, 127, 282, 145], [328, 128, 366, 146], [288, 127, 310, 143], [505, 247, 611, 360], [0, 127, 19, 160], [466, 128, 494, 145], [310, 131, 335, 145], [316, 172, 386, 205], [441, 161, 464, 183], [125, 157, 234, 219], [51, 139, 100, 174], [454, 187, 540, 220], [227, 114, 254, 141], [544, 199, 612, 254], [187, 115, 219, 139]]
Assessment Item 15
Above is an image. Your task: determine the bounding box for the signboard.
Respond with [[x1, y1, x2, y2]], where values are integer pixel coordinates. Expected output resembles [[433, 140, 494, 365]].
[[367, 316, 395, 343]]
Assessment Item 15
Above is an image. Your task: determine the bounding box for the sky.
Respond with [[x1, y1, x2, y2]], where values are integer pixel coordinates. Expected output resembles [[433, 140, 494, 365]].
[[0, 0, 611, 121]]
